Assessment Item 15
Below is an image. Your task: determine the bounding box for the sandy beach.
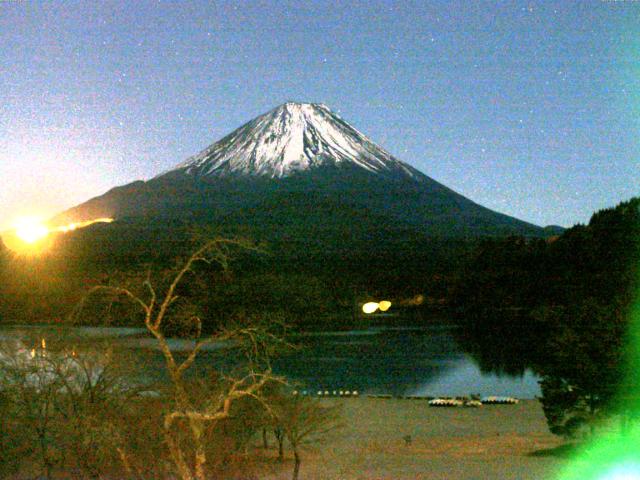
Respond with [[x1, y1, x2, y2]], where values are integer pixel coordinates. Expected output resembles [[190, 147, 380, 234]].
[[260, 398, 568, 480]]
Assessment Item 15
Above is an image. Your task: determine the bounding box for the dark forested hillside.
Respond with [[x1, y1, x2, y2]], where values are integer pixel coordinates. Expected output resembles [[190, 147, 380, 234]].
[[453, 197, 640, 374], [0, 215, 475, 329]]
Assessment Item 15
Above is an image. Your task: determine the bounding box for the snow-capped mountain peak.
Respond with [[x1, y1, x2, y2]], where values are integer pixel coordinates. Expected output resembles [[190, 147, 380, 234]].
[[166, 102, 420, 180]]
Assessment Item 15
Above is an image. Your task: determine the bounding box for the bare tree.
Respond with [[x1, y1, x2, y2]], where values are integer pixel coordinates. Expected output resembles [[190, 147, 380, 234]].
[[0, 338, 70, 479], [74, 238, 287, 480], [272, 393, 341, 480], [0, 330, 154, 480], [54, 341, 152, 479]]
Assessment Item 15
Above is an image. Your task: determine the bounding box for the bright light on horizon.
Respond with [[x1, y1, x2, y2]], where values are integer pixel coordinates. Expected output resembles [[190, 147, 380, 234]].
[[53, 217, 114, 233], [13, 217, 49, 244], [2, 216, 115, 254], [362, 300, 392, 314]]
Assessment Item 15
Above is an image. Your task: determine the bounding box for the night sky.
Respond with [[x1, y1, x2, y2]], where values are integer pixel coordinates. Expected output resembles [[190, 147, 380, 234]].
[[1, 1, 638, 230]]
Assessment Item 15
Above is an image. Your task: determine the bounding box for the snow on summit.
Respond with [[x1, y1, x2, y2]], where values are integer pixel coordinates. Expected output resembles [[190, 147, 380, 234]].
[[167, 102, 421, 180]]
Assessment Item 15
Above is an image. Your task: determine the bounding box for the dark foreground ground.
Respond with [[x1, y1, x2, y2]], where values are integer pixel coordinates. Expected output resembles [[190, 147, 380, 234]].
[[261, 398, 568, 480]]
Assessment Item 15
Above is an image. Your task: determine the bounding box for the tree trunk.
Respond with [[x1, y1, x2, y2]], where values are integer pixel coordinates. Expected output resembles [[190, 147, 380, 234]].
[[194, 447, 207, 480], [262, 427, 269, 449], [164, 430, 194, 480], [38, 429, 53, 480], [292, 449, 301, 480], [192, 420, 207, 480], [274, 428, 284, 461]]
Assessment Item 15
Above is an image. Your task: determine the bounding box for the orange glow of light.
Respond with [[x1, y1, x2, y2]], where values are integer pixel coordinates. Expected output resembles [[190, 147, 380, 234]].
[[378, 300, 392, 312], [53, 217, 114, 233], [1, 216, 114, 255], [14, 217, 49, 244]]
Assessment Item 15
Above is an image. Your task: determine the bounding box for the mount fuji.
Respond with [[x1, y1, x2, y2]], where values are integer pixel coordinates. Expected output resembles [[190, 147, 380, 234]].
[[164, 102, 422, 180], [54, 102, 547, 262]]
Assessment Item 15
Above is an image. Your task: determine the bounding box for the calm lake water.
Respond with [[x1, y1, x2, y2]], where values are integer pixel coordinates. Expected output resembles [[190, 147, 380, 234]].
[[0, 322, 541, 399]]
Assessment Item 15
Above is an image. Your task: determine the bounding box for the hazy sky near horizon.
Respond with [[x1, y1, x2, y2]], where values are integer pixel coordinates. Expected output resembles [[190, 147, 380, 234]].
[[1, 0, 638, 230]]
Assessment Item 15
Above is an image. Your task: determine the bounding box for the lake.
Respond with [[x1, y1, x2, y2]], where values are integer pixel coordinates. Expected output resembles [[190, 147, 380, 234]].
[[0, 322, 541, 399]]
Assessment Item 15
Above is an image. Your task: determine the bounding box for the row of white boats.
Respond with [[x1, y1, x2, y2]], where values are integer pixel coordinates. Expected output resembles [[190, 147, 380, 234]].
[[292, 389, 520, 406], [427, 396, 519, 407]]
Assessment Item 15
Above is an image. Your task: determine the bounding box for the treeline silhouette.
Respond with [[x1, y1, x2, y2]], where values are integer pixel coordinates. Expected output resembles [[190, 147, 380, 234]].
[[0, 218, 473, 330], [452, 197, 639, 436]]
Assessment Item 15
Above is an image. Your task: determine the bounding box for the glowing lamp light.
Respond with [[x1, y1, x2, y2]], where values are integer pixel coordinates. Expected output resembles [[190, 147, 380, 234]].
[[379, 300, 392, 312], [362, 302, 379, 314]]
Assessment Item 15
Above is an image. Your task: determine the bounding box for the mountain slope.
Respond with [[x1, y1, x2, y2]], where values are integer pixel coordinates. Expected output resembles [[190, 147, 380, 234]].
[[54, 102, 546, 246]]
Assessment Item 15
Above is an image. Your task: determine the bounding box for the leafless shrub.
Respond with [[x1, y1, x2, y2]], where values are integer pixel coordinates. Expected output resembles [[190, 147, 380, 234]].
[[74, 238, 290, 480]]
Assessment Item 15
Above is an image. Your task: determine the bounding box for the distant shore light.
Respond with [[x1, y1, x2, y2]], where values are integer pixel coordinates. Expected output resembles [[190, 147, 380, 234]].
[[379, 300, 392, 312], [362, 302, 379, 314]]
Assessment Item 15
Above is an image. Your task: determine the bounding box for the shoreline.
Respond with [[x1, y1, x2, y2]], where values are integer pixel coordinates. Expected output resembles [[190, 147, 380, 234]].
[[261, 398, 567, 480]]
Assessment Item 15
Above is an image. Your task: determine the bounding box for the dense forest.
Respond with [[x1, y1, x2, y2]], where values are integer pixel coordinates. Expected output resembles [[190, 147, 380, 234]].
[[0, 220, 472, 329], [453, 197, 640, 437]]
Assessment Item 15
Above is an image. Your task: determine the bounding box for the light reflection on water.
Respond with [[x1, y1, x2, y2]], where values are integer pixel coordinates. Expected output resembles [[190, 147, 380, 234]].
[[273, 325, 540, 398], [0, 323, 541, 398], [411, 360, 541, 398]]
